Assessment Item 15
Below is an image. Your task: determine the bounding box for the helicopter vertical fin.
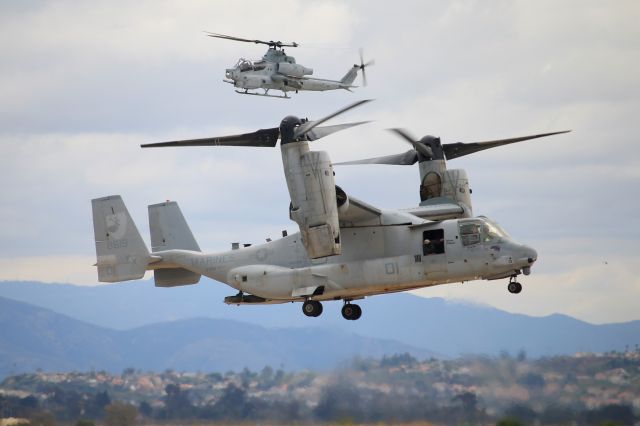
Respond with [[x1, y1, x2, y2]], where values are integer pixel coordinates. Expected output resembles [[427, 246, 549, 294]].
[[340, 65, 359, 87]]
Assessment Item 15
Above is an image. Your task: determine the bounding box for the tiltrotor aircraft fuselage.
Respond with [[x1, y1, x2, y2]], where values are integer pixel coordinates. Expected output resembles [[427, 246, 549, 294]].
[[91, 101, 568, 320]]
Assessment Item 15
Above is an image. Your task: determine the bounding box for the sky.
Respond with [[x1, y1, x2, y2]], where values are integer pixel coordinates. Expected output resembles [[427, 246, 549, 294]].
[[1, 0, 639, 324]]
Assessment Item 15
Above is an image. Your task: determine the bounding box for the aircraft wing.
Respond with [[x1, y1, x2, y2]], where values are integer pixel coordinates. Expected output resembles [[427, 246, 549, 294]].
[[338, 195, 382, 227], [401, 203, 465, 221], [338, 195, 427, 228]]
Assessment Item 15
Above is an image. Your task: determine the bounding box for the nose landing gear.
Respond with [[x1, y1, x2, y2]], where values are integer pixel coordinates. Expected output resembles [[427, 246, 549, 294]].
[[507, 276, 522, 294]]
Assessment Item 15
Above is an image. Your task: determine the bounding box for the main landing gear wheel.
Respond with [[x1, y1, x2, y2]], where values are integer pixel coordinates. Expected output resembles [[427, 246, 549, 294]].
[[302, 300, 323, 317], [341, 303, 362, 320], [507, 281, 522, 294]]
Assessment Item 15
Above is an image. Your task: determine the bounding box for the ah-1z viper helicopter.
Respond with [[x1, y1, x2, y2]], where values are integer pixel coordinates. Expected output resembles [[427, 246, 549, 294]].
[[91, 101, 569, 320], [207, 32, 374, 98]]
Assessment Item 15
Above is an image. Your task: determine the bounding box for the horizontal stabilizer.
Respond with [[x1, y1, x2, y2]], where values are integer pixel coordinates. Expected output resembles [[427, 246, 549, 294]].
[[154, 268, 200, 287]]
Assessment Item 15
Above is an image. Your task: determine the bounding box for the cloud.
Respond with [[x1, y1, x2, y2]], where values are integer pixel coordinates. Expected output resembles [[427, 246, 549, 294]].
[[1, 0, 639, 323]]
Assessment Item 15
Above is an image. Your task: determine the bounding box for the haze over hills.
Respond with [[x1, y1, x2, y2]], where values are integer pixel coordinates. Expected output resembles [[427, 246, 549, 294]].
[[0, 296, 434, 379], [1, 280, 639, 361]]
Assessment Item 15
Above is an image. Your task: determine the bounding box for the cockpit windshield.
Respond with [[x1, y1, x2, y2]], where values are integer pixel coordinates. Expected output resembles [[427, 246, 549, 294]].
[[459, 217, 510, 246], [480, 217, 510, 241]]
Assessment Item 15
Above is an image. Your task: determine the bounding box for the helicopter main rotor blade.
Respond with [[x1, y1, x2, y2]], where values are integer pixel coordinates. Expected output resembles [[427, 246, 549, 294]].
[[204, 32, 299, 48], [335, 149, 419, 166], [141, 127, 280, 148], [306, 121, 371, 141], [443, 130, 572, 160], [388, 128, 433, 159], [293, 99, 373, 140]]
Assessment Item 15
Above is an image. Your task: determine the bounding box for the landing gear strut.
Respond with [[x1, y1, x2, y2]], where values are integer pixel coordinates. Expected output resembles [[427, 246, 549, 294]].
[[302, 300, 323, 317], [507, 276, 522, 294], [341, 302, 362, 320]]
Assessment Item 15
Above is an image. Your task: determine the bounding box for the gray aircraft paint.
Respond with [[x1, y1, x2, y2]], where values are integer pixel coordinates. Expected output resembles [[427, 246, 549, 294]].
[[91, 195, 537, 305]]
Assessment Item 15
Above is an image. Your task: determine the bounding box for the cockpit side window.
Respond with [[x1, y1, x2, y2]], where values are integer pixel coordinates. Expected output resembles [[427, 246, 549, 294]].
[[459, 221, 481, 246], [423, 229, 445, 255]]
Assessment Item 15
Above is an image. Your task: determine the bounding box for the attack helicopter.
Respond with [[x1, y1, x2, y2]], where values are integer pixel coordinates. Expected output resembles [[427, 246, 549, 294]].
[[91, 101, 569, 320], [206, 32, 374, 98]]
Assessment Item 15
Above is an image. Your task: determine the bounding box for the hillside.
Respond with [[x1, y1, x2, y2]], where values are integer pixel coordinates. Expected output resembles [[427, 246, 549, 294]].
[[0, 296, 432, 378], [1, 280, 639, 358]]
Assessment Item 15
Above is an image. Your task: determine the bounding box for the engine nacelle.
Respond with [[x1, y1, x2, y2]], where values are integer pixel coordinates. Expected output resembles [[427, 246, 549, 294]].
[[335, 185, 349, 214], [418, 159, 472, 215], [282, 145, 340, 259], [441, 169, 471, 212], [277, 62, 313, 77]]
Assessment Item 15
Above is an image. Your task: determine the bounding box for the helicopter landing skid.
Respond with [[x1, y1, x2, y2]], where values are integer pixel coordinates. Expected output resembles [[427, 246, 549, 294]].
[[235, 89, 291, 99]]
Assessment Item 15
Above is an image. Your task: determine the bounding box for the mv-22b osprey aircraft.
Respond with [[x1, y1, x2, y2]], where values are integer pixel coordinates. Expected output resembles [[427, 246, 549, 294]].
[[91, 100, 569, 320]]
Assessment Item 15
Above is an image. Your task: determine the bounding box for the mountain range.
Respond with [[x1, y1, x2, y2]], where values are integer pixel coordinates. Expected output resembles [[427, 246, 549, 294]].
[[1, 279, 639, 378], [0, 295, 432, 379]]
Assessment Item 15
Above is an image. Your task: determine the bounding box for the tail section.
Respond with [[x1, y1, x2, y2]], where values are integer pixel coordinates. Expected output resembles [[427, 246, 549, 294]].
[[340, 65, 359, 87], [148, 201, 201, 286], [92, 195, 152, 283]]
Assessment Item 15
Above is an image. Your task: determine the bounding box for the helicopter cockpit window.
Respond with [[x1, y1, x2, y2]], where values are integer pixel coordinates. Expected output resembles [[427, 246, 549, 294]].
[[423, 229, 445, 255], [459, 221, 481, 246], [236, 59, 254, 71], [482, 219, 508, 242]]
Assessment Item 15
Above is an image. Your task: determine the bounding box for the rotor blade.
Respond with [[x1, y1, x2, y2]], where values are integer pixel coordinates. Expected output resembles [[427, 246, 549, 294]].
[[141, 127, 280, 148], [388, 128, 433, 159], [358, 48, 375, 87], [293, 99, 373, 140], [335, 150, 419, 166], [204, 32, 298, 48], [443, 130, 572, 160], [306, 121, 371, 141]]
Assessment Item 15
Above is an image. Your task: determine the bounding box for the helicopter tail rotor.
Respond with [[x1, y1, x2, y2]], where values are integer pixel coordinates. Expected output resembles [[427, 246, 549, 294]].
[[358, 48, 375, 87]]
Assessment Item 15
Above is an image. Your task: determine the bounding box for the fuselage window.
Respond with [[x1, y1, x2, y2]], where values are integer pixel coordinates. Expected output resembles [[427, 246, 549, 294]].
[[423, 229, 445, 255], [459, 221, 481, 246]]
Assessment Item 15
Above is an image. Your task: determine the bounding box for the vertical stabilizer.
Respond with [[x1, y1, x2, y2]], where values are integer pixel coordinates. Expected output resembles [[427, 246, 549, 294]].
[[92, 195, 151, 282], [148, 201, 201, 286], [148, 201, 200, 252], [340, 65, 359, 87]]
